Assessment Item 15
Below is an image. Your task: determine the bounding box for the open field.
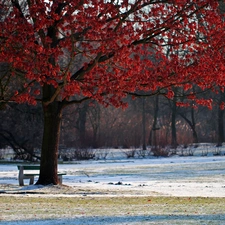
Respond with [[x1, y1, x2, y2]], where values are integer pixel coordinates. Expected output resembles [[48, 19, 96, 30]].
[[1, 153, 225, 224]]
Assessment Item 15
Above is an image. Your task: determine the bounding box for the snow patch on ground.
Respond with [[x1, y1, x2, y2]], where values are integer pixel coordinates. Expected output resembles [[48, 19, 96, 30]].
[[1, 156, 225, 197]]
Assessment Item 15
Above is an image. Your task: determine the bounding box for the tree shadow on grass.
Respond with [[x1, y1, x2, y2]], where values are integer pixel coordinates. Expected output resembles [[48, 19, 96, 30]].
[[1, 214, 225, 225]]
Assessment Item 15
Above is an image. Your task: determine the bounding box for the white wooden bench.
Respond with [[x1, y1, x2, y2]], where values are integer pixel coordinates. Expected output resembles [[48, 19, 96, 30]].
[[17, 165, 66, 186]]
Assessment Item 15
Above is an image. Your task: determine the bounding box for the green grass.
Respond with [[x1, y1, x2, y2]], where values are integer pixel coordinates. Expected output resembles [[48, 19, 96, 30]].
[[1, 196, 225, 223]]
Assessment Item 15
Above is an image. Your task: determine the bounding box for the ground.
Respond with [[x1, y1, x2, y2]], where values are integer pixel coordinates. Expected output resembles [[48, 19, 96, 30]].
[[1, 148, 225, 224]]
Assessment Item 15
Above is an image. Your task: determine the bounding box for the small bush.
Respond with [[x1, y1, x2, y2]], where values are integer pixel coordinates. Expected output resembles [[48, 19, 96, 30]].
[[151, 146, 170, 157], [179, 144, 196, 156], [95, 149, 109, 160], [213, 144, 222, 156], [73, 148, 95, 160], [122, 148, 136, 158], [136, 149, 151, 158]]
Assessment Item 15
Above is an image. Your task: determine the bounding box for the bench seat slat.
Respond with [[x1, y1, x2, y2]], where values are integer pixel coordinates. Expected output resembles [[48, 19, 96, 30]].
[[23, 173, 40, 175], [58, 173, 66, 175], [17, 165, 40, 170]]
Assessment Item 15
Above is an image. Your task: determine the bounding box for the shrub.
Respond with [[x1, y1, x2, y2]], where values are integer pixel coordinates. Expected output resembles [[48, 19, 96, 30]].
[[73, 148, 95, 160]]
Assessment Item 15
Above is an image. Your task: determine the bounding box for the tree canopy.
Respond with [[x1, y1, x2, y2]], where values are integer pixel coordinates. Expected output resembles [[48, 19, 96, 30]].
[[1, 0, 223, 105]]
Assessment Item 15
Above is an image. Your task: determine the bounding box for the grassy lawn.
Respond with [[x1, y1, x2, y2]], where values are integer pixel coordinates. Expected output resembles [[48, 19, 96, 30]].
[[1, 196, 225, 224]]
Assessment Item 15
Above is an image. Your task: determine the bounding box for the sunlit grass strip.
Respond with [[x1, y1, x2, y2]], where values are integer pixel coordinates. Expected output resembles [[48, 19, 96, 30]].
[[1, 196, 225, 222]]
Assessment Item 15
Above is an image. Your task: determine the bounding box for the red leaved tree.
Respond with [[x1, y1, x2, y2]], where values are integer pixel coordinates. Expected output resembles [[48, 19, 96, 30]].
[[0, 0, 223, 185]]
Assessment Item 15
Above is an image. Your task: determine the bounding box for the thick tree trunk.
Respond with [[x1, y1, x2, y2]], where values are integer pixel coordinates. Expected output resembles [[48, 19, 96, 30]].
[[36, 99, 63, 185]]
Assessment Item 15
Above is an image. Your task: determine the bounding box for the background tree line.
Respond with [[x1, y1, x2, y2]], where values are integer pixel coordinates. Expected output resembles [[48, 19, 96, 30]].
[[0, 85, 224, 159]]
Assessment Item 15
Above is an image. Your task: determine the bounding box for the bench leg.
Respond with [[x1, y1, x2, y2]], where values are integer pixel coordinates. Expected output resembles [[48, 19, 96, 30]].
[[19, 178, 24, 186], [58, 175, 62, 184], [18, 168, 24, 186], [29, 177, 34, 185]]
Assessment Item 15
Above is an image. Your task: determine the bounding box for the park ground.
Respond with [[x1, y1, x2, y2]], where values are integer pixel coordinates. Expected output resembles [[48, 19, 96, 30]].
[[1, 145, 225, 224]]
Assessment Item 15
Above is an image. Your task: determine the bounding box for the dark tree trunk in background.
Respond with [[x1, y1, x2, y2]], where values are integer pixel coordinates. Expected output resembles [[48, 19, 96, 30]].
[[217, 106, 224, 145], [171, 98, 177, 148], [149, 94, 159, 154], [77, 102, 88, 147], [179, 106, 198, 144], [217, 102, 224, 145], [89, 103, 101, 148], [142, 97, 146, 150], [217, 90, 225, 145], [190, 107, 198, 143]]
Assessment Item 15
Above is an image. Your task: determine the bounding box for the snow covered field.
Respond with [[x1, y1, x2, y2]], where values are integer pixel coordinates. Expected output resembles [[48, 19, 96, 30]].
[[1, 154, 225, 197], [1, 150, 225, 224]]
